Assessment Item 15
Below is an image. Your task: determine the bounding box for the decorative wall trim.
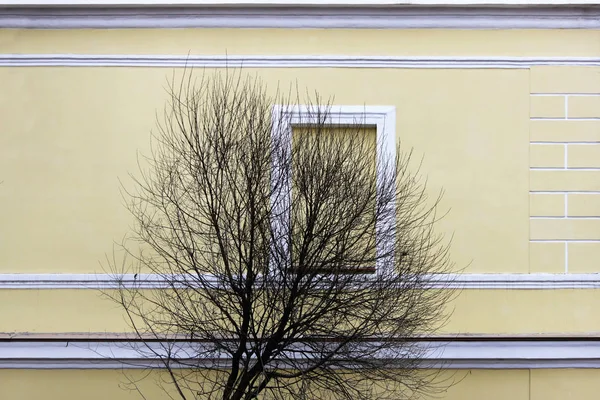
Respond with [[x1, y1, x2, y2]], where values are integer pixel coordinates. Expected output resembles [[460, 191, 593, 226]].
[[1, 5, 600, 29], [2, 54, 600, 69], [3, 1, 600, 6], [272, 105, 396, 275], [2, 339, 600, 369], [1, 273, 600, 289]]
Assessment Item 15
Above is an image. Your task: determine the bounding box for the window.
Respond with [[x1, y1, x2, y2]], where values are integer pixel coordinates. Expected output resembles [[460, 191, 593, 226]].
[[271, 105, 396, 276]]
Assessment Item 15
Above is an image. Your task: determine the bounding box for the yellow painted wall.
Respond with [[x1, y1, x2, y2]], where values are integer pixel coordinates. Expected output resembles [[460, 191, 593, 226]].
[[1, 30, 599, 280], [2, 29, 600, 56], [2, 27, 600, 400], [2, 288, 600, 334], [0, 369, 530, 400], [0, 67, 530, 275], [5, 369, 600, 400], [1, 28, 600, 332], [530, 369, 600, 400], [529, 66, 600, 274], [0, 369, 179, 400]]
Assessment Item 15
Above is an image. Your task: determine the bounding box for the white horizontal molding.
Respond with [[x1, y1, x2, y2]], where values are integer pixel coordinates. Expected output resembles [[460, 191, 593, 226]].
[[2, 273, 600, 289], [531, 117, 600, 120], [530, 168, 600, 171], [530, 216, 600, 219], [531, 239, 600, 242], [2, 4, 600, 29], [531, 142, 600, 144], [2, 54, 600, 69], [3, 1, 600, 6], [532, 93, 600, 96], [530, 191, 600, 194], [3, 339, 600, 369]]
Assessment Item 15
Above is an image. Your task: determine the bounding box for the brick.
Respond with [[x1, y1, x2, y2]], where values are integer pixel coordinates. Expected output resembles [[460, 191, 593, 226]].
[[568, 194, 600, 217], [530, 120, 600, 143], [530, 242, 565, 273], [568, 242, 600, 273], [531, 219, 600, 240], [531, 66, 600, 94], [568, 96, 600, 118], [530, 144, 564, 168], [568, 144, 600, 168], [530, 170, 600, 191], [530, 193, 565, 217], [530, 96, 566, 118]]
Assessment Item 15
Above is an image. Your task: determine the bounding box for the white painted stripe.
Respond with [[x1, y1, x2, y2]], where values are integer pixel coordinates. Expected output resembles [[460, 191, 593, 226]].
[[1, 273, 600, 289], [530, 167, 600, 171], [531, 117, 600, 121], [2, 55, 600, 69], [2, 5, 600, 29], [531, 191, 600, 194], [4, 1, 600, 6], [530, 239, 600, 242], [531, 94, 600, 97], [5, 359, 600, 369], [531, 142, 600, 145], [2, 340, 600, 369], [534, 216, 600, 220]]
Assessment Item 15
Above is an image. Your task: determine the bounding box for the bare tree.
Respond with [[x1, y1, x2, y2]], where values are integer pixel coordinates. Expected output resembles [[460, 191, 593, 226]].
[[107, 68, 455, 400]]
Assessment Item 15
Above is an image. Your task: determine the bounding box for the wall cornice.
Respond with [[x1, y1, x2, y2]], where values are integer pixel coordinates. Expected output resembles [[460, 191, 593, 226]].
[[2, 1, 600, 5], [1, 4, 600, 29], [2, 338, 600, 369], [1, 273, 600, 289], [2, 54, 600, 68]]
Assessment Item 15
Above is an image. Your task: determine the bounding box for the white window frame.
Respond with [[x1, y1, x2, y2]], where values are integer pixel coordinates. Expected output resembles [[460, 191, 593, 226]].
[[271, 105, 396, 276]]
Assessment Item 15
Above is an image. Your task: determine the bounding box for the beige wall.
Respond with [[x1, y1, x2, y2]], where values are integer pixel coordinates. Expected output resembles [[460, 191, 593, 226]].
[[2, 369, 600, 400], [3, 29, 600, 280], [3, 288, 600, 334], [2, 29, 600, 56], [529, 66, 600, 273], [0, 67, 530, 275], [2, 28, 600, 331], [2, 27, 600, 400]]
